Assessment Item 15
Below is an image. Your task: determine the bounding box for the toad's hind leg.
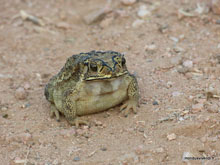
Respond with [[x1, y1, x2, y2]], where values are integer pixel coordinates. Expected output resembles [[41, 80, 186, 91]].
[[50, 104, 60, 121], [62, 89, 88, 127], [120, 74, 139, 116]]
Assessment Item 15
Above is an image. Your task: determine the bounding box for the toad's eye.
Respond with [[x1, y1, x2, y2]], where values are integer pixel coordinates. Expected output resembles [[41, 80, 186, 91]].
[[122, 57, 126, 66], [90, 63, 97, 72]]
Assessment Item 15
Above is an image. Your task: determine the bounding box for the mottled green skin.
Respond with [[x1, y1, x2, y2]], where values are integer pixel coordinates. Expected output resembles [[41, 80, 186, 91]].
[[44, 50, 139, 126]]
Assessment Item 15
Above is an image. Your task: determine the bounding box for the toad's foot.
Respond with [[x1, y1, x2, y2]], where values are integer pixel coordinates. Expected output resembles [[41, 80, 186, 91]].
[[50, 104, 60, 121], [67, 117, 89, 128], [120, 100, 138, 117]]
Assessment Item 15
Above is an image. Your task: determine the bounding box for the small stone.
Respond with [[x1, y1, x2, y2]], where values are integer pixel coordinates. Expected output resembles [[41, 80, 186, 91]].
[[170, 36, 179, 43], [132, 19, 144, 28], [152, 100, 159, 105], [1, 106, 8, 111], [137, 5, 151, 18], [211, 0, 220, 15], [134, 145, 146, 155], [183, 60, 193, 68], [25, 103, 31, 108], [56, 22, 70, 30], [14, 157, 26, 164], [121, 0, 136, 6], [100, 147, 107, 151], [166, 81, 173, 88], [196, 98, 206, 104], [207, 136, 218, 142], [207, 103, 219, 113], [167, 133, 176, 141], [158, 24, 169, 33], [173, 46, 184, 53], [24, 83, 31, 90], [177, 66, 189, 74], [179, 34, 185, 40], [216, 20, 220, 24], [170, 56, 183, 65], [100, 17, 113, 28], [144, 44, 156, 51], [76, 128, 89, 138], [15, 87, 27, 100], [195, 3, 210, 14], [178, 117, 184, 121], [83, 7, 112, 24], [94, 120, 103, 126], [73, 156, 80, 161], [138, 127, 145, 133], [192, 103, 203, 113], [172, 91, 182, 97], [155, 147, 164, 153]]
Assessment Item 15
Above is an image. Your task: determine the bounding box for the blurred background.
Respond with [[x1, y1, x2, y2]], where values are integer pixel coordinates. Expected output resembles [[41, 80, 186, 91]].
[[1, 0, 220, 164]]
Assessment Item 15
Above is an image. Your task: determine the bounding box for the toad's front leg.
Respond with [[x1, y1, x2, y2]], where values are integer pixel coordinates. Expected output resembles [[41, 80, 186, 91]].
[[62, 89, 88, 127], [120, 74, 139, 116]]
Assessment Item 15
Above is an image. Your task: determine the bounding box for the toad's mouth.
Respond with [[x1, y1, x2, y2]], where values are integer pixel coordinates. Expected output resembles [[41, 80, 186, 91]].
[[84, 71, 128, 81]]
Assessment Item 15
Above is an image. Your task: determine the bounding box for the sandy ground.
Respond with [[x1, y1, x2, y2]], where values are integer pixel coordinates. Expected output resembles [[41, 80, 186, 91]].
[[1, 0, 220, 164]]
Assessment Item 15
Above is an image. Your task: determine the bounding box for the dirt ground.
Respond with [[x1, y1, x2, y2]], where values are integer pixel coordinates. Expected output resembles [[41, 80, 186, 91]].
[[1, 0, 220, 164]]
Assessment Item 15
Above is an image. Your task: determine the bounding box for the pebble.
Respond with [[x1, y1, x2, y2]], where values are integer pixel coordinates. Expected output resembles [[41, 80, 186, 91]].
[[173, 46, 184, 53], [20, 10, 45, 26], [155, 147, 164, 153], [178, 117, 184, 121], [14, 157, 26, 164], [76, 128, 89, 138], [100, 147, 107, 151], [195, 3, 210, 14], [121, 0, 136, 6], [183, 60, 193, 68], [144, 44, 157, 51], [83, 7, 112, 24], [134, 145, 147, 155], [170, 56, 183, 65], [207, 136, 218, 142], [56, 22, 70, 30], [167, 133, 176, 141], [132, 19, 144, 28], [169, 36, 179, 43], [172, 91, 182, 97], [119, 152, 139, 164], [15, 87, 27, 100], [138, 127, 145, 133], [211, 0, 220, 15], [94, 120, 103, 126], [177, 66, 189, 74], [207, 103, 219, 113], [152, 100, 159, 105], [137, 5, 151, 18], [166, 81, 173, 88], [73, 156, 80, 161], [158, 24, 169, 33], [192, 103, 203, 113], [1, 106, 8, 111], [100, 17, 113, 28], [24, 83, 31, 90]]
